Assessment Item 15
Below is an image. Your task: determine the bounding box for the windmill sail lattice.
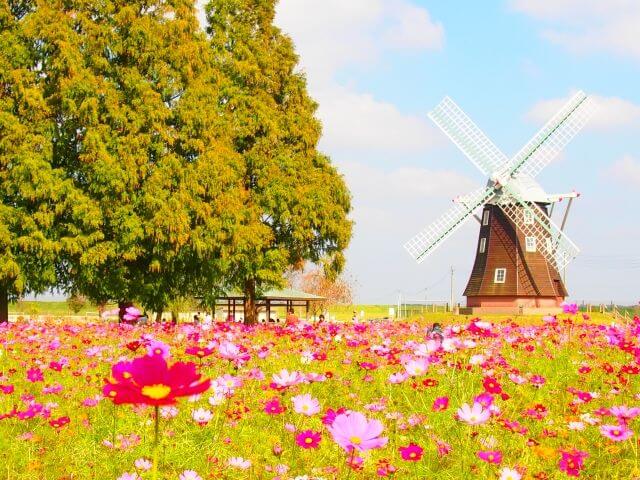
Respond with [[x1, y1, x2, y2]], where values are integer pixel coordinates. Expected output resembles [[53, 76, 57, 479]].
[[404, 186, 496, 263]]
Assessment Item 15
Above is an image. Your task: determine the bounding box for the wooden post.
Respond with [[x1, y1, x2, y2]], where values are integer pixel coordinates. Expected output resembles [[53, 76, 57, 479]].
[[305, 300, 309, 320], [267, 299, 271, 323]]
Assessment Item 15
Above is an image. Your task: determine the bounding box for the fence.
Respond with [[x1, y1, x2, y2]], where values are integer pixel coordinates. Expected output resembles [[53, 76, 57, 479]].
[[397, 300, 451, 319]]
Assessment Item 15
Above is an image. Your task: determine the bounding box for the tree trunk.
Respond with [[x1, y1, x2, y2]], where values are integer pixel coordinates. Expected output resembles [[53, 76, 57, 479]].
[[244, 278, 257, 325], [156, 309, 163, 323], [0, 283, 8, 323]]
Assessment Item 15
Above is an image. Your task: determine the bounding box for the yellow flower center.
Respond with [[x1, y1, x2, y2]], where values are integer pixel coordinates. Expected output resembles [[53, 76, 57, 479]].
[[122, 372, 132, 379], [350, 436, 362, 445], [141, 384, 171, 400], [302, 405, 309, 411], [305, 437, 313, 444], [409, 452, 416, 458]]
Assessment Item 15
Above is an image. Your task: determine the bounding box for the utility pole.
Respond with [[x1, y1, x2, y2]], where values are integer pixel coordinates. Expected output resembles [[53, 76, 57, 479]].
[[450, 266, 454, 313]]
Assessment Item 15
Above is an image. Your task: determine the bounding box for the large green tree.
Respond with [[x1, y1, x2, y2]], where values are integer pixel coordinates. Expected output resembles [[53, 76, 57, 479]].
[[205, 0, 352, 324], [30, 0, 243, 317], [0, 1, 100, 322]]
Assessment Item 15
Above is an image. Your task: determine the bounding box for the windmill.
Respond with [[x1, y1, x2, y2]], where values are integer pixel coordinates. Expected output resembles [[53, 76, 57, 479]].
[[404, 91, 596, 312]]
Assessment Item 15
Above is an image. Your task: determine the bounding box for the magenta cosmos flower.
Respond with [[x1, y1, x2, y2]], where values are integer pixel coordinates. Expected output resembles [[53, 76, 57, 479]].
[[264, 398, 285, 415], [399, 443, 423, 461], [103, 353, 210, 406], [559, 449, 588, 477], [432, 396, 449, 411], [295, 430, 322, 449], [478, 450, 502, 464], [327, 412, 388, 452]]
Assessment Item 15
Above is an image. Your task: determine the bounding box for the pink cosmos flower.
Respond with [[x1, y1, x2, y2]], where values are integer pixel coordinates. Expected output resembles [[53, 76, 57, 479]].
[[478, 450, 502, 464], [185, 346, 215, 358], [103, 354, 210, 406], [26, 368, 44, 382], [218, 341, 249, 364], [388, 372, 408, 384], [456, 402, 491, 425], [610, 405, 640, 423], [123, 306, 142, 322], [146, 340, 170, 359], [292, 393, 321, 416], [322, 407, 346, 425], [191, 408, 213, 426], [498, 467, 521, 480], [404, 358, 429, 377], [134, 458, 152, 471], [295, 430, 322, 449], [600, 424, 633, 441], [227, 457, 251, 470], [264, 398, 285, 415], [117, 473, 141, 480], [474, 392, 494, 408], [272, 369, 304, 388], [398, 443, 423, 461], [178, 470, 202, 480], [432, 396, 449, 411], [327, 411, 388, 452], [530, 375, 546, 387], [562, 302, 578, 315], [559, 449, 588, 477]]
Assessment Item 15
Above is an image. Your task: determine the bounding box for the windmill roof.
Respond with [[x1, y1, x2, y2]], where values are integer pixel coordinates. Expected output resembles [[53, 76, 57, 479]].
[[489, 175, 553, 204]]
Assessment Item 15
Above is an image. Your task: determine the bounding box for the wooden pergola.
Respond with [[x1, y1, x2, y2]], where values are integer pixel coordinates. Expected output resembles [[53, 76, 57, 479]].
[[212, 288, 325, 322]]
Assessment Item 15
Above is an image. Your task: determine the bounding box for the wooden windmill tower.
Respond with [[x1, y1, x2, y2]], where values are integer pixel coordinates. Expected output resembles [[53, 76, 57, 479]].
[[404, 91, 596, 313]]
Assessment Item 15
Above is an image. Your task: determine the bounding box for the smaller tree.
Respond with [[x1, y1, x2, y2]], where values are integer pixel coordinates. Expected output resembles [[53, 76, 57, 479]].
[[66, 294, 87, 315], [289, 266, 353, 317]]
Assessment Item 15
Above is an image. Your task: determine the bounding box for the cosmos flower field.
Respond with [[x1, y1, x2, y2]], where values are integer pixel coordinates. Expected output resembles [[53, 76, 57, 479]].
[[2, 313, 640, 479]]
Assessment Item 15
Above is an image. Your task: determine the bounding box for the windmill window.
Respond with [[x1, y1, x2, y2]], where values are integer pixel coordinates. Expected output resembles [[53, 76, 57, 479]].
[[523, 210, 534, 225], [479, 237, 486, 253], [482, 210, 490, 226], [525, 236, 537, 252], [494, 268, 506, 283]]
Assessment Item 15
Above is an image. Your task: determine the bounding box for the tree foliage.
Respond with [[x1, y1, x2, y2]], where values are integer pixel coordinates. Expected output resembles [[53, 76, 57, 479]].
[[30, 0, 243, 316], [0, 1, 100, 322], [1, 1, 352, 322], [206, 0, 352, 323]]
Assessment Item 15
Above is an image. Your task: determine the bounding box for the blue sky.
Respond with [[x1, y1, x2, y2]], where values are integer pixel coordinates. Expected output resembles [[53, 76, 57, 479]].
[[275, 0, 640, 305]]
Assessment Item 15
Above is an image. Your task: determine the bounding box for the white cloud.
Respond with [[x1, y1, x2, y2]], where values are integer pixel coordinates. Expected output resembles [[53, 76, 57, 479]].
[[317, 86, 440, 154], [382, 1, 444, 50], [525, 92, 640, 130], [510, 0, 640, 60], [342, 162, 477, 202], [273, 1, 444, 155], [276, 0, 443, 82], [608, 155, 640, 187]]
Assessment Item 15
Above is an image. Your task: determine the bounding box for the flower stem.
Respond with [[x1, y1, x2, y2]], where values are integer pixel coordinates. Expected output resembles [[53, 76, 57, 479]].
[[152, 405, 160, 480]]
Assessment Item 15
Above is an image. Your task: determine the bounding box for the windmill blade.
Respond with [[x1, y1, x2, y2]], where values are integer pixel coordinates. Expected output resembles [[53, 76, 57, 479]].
[[508, 91, 596, 179], [404, 186, 496, 263], [429, 97, 509, 176], [496, 185, 580, 271]]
